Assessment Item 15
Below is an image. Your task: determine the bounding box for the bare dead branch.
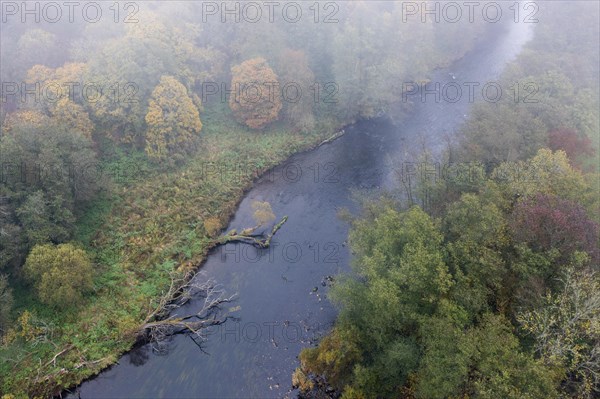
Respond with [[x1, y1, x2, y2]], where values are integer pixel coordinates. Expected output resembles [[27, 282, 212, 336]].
[[140, 274, 237, 352]]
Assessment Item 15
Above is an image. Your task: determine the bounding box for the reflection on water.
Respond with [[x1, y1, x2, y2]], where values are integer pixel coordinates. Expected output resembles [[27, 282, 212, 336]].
[[128, 346, 150, 367]]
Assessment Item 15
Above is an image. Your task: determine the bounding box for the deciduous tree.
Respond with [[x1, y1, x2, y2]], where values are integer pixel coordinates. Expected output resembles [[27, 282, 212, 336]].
[[23, 243, 94, 308], [548, 128, 596, 169], [518, 263, 600, 398], [511, 194, 599, 262], [229, 58, 282, 129], [145, 76, 202, 161], [0, 274, 13, 336]]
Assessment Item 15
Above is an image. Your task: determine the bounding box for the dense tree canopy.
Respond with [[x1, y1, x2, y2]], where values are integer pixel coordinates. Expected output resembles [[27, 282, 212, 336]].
[[0, 275, 13, 335], [457, 2, 599, 172], [0, 116, 99, 269], [297, 156, 598, 397], [0, 2, 496, 349]]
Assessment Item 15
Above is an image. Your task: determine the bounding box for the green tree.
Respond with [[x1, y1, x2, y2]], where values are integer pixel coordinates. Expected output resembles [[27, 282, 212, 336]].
[[301, 206, 453, 397], [464, 314, 558, 399], [16, 191, 74, 247], [23, 243, 94, 307], [0, 216, 22, 270], [0, 274, 13, 336], [518, 261, 600, 398], [443, 193, 508, 315], [300, 194, 565, 398], [416, 312, 558, 399], [414, 301, 472, 399], [0, 117, 99, 268]]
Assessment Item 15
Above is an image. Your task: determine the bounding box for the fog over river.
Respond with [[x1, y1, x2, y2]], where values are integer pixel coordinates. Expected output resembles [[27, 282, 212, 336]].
[[66, 18, 534, 399]]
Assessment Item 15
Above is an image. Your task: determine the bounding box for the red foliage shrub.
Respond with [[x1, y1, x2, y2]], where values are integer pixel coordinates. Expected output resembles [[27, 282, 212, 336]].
[[511, 193, 599, 262], [548, 128, 596, 169]]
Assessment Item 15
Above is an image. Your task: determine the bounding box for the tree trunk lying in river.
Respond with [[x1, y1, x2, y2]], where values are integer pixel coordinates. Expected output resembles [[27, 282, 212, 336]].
[[138, 216, 287, 351], [215, 216, 288, 248], [140, 274, 236, 353]]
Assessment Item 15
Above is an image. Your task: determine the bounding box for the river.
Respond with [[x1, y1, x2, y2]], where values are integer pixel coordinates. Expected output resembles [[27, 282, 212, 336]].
[[66, 18, 533, 399]]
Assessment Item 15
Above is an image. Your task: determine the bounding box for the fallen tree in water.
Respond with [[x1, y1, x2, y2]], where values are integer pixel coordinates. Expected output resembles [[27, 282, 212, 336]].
[[140, 272, 236, 353], [214, 200, 287, 248], [215, 215, 288, 248], [139, 203, 287, 352]]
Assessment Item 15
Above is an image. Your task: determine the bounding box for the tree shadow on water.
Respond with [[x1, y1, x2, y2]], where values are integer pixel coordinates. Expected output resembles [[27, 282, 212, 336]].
[[128, 345, 150, 367]]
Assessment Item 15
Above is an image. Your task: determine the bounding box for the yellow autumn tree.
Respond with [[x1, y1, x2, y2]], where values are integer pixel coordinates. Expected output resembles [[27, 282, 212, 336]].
[[25, 63, 88, 109], [1, 110, 49, 134], [229, 58, 282, 130], [492, 149, 593, 205], [50, 98, 94, 139], [145, 76, 202, 160], [23, 243, 94, 308], [25, 64, 55, 84], [22, 63, 94, 139]]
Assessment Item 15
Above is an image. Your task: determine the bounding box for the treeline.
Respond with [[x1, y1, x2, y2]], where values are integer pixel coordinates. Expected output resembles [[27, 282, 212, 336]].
[[296, 2, 599, 398], [0, 1, 491, 393], [456, 1, 599, 171]]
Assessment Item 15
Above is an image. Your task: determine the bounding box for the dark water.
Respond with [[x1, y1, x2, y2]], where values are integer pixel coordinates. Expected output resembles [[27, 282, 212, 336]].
[[66, 20, 533, 399]]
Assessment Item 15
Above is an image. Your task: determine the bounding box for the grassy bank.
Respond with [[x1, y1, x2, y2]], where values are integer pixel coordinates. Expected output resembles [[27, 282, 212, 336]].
[[0, 103, 341, 398]]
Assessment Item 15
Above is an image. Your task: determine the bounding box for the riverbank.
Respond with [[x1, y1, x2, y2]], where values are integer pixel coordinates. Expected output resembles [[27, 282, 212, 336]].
[[0, 24, 501, 396], [0, 103, 345, 398]]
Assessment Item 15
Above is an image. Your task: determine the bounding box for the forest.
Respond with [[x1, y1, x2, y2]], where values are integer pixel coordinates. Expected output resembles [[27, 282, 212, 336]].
[[294, 2, 600, 398], [0, 1, 598, 398]]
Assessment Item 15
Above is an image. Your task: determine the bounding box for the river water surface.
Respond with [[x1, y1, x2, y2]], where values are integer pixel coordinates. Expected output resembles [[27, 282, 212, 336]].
[[67, 19, 534, 399]]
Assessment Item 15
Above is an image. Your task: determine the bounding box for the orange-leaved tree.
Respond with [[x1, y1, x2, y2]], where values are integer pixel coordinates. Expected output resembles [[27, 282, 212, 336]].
[[229, 57, 282, 130]]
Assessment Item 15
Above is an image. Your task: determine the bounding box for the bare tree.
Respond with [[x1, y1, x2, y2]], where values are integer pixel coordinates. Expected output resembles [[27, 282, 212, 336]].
[[141, 272, 236, 354]]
